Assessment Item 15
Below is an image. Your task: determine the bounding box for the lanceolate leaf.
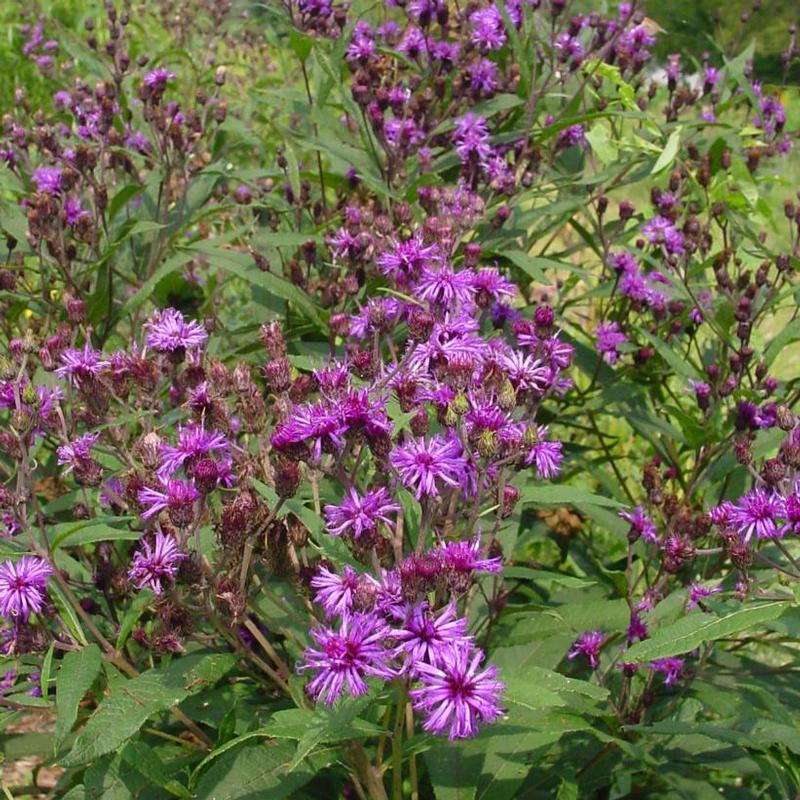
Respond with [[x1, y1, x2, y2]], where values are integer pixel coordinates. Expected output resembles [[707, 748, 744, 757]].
[[520, 484, 624, 509], [624, 602, 789, 662], [55, 644, 103, 750]]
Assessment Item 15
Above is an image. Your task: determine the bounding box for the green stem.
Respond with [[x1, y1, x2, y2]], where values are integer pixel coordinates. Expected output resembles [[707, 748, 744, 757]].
[[392, 687, 405, 800]]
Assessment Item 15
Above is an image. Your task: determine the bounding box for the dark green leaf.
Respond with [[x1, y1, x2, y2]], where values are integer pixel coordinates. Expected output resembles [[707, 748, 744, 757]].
[[61, 652, 235, 766], [55, 644, 103, 749]]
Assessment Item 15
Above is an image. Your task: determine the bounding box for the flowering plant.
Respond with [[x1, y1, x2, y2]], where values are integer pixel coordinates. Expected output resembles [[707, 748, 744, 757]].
[[0, 0, 799, 797]]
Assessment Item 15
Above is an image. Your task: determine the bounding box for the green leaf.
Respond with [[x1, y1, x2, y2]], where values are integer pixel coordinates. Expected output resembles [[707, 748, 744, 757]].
[[116, 589, 154, 650], [49, 581, 89, 647], [503, 250, 547, 283], [764, 318, 800, 367], [107, 184, 144, 222], [52, 519, 139, 549], [283, 701, 384, 772], [624, 602, 789, 662], [425, 738, 483, 800], [186, 242, 326, 330], [289, 29, 313, 63], [639, 330, 701, 381], [503, 662, 608, 710], [61, 652, 236, 766], [502, 566, 594, 588], [122, 250, 192, 315], [284, 142, 302, 203], [37, 643, 54, 702], [585, 122, 618, 166], [651, 128, 681, 174], [55, 644, 103, 750], [120, 740, 193, 798], [557, 774, 579, 800], [520, 484, 623, 509], [192, 740, 316, 800]]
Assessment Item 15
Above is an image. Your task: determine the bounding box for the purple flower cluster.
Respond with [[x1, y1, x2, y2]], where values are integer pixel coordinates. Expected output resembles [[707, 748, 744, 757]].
[[303, 561, 504, 738]]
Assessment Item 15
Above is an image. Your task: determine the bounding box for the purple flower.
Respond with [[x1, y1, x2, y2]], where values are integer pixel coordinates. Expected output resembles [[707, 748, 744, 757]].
[[302, 613, 395, 705], [556, 124, 587, 150], [453, 113, 492, 166], [377, 233, 440, 285], [650, 657, 684, 686], [438, 534, 502, 577], [348, 299, 401, 340], [703, 66, 720, 90], [619, 506, 658, 543], [666, 53, 682, 82], [56, 432, 100, 473], [0, 513, 20, 539], [465, 402, 523, 447], [100, 478, 125, 509], [310, 564, 360, 618], [523, 425, 563, 479], [687, 582, 722, 610], [31, 166, 62, 195], [128, 532, 186, 595], [595, 322, 627, 365], [627, 612, 648, 644], [554, 32, 584, 64], [469, 59, 499, 93], [144, 67, 175, 89], [783, 494, 800, 535], [469, 6, 507, 51], [324, 487, 400, 539], [346, 34, 377, 64], [472, 268, 516, 303], [410, 644, 504, 739], [395, 603, 472, 674], [407, 0, 439, 23], [642, 216, 685, 255], [145, 308, 208, 354], [158, 423, 229, 480], [755, 95, 786, 136], [271, 401, 348, 462], [0, 556, 53, 621], [429, 39, 460, 67], [397, 26, 426, 59], [417, 265, 476, 308], [138, 480, 200, 522], [501, 351, 551, 393], [27, 671, 42, 697], [690, 380, 711, 411], [126, 130, 151, 154], [64, 196, 89, 226], [390, 435, 466, 499], [729, 488, 785, 542], [56, 345, 109, 385], [567, 630, 604, 669]]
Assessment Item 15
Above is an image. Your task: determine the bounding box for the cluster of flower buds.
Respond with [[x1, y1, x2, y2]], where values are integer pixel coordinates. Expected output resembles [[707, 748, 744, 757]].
[[336, 2, 659, 193], [1, 2, 229, 305]]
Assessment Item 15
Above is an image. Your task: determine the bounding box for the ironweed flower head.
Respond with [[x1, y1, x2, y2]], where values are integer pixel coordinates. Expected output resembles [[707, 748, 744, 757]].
[[145, 308, 208, 355], [568, 630, 604, 669], [0, 556, 53, 621], [128, 532, 186, 595], [410, 644, 504, 740], [302, 612, 395, 705]]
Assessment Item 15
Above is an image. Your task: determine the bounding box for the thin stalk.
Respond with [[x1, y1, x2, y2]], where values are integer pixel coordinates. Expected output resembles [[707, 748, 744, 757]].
[[391, 689, 405, 800]]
